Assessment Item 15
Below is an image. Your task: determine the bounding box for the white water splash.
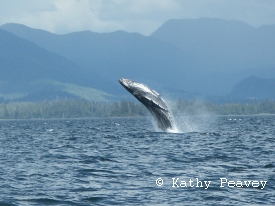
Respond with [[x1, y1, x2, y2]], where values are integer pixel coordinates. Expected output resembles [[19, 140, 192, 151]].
[[148, 97, 216, 133], [148, 109, 181, 133], [165, 99, 216, 133]]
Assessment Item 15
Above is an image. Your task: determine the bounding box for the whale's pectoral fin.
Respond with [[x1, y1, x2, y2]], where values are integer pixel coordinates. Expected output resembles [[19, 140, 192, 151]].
[[144, 96, 168, 111], [151, 90, 160, 96]]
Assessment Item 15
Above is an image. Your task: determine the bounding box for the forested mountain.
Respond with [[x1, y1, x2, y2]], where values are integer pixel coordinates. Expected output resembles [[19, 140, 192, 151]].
[[151, 18, 275, 95], [1, 18, 275, 102], [151, 18, 275, 72], [0, 29, 114, 102], [230, 76, 275, 100], [1, 23, 199, 95]]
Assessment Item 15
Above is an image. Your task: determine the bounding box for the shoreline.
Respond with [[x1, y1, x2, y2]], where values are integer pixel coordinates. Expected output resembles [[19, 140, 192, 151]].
[[1, 113, 275, 121]]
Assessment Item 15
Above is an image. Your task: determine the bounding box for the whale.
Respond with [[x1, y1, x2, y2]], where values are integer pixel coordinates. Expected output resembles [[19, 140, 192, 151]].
[[118, 78, 176, 132]]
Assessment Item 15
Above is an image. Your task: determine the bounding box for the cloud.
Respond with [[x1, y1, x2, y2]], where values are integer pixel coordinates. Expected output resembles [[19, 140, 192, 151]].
[[174, 0, 275, 27], [0, 0, 274, 35], [0, 0, 56, 20]]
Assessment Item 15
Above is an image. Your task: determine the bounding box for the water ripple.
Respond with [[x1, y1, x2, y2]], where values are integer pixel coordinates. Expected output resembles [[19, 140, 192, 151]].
[[0, 116, 274, 205]]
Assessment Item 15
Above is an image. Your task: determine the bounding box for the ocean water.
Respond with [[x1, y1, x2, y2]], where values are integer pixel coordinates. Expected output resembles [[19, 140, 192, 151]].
[[0, 115, 274, 205]]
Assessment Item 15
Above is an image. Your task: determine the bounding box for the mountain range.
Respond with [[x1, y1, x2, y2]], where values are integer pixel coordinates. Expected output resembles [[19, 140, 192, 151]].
[[0, 29, 115, 102], [1, 18, 275, 102], [151, 18, 275, 95], [230, 76, 275, 100]]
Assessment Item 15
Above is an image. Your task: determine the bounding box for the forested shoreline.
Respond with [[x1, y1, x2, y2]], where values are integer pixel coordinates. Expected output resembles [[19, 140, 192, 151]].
[[1, 99, 275, 119]]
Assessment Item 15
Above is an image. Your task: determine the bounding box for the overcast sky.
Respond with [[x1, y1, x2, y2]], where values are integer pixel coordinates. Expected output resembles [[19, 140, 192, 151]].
[[0, 0, 274, 35]]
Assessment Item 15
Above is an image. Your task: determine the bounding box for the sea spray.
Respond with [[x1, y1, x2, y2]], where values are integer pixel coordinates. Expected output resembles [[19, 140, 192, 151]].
[[163, 98, 217, 133]]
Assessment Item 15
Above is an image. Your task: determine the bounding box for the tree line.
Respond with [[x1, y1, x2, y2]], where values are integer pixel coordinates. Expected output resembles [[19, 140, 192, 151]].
[[0, 99, 275, 119], [0, 99, 147, 119]]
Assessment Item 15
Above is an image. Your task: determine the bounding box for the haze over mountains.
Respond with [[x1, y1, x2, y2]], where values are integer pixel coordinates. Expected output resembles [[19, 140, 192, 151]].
[[1, 18, 275, 102], [152, 18, 275, 93], [0, 29, 115, 102]]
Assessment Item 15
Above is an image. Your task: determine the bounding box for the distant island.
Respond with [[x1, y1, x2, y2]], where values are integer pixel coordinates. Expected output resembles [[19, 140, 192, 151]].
[[1, 99, 275, 119]]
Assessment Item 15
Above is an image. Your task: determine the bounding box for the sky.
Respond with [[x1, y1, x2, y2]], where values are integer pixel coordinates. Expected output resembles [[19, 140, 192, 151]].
[[0, 0, 275, 35]]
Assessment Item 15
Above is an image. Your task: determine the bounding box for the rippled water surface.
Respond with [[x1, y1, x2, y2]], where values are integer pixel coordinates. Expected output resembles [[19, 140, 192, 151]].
[[0, 116, 274, 205]]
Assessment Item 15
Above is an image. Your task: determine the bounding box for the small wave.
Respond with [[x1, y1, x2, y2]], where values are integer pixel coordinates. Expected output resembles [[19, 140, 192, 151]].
[[84, 196, 106, 203], [264, 163, 275, 168], [0, 201, 17, 206], [22, 198, 68, 205]]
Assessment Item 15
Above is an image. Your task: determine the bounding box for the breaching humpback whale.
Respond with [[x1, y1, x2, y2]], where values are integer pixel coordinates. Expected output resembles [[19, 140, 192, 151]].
[[118, 78, 176, 132]]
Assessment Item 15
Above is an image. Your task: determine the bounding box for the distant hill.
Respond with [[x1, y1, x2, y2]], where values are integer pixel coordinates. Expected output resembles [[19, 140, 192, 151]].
[[151, 18, 275, 70], [0, 23, 205, 95], [1, 18, 275, 100], [0, 29, 78, 82], [0, 29, 114, 102], [230, 76, 275, 100], [151, 18, 275, 93]]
